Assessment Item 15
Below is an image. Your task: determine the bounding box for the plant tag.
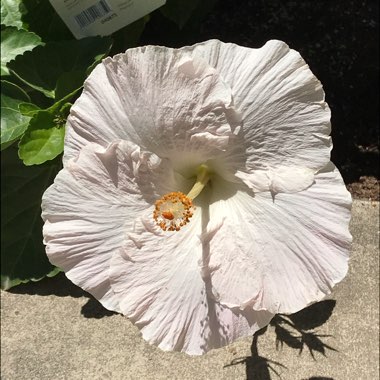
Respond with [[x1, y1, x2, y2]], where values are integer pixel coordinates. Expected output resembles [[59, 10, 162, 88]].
[[49, 0, 166, 39]]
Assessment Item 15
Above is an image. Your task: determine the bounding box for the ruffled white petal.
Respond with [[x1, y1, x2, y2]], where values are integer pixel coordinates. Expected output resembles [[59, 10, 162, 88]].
[[184, 39, 332, 175], [236, 166, 316, 193], [45, 40, 351, 355], [109, 207, 273, 355], [63, 64, 138, 165], [42, 140, 179, 312], [205, 163, 351, 314], [65, 46, 240, 177]]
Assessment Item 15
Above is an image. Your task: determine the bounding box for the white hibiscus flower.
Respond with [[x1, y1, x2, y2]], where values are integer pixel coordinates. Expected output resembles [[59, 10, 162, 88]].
[[41, 40, 352, 355]]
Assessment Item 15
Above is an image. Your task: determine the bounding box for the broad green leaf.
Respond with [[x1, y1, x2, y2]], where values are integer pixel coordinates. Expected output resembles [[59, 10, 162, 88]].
[[1, 107, 30, 148], [21, 0, 73, 42], [160, 0, 201, 29], [1, 27, 43, 75], [1, 0, 23, 28], [46, 91, 76, 116], [19, 102, 40, 116], [1, 80, 31, 147], [55, 71, 86, 101], [1, 67, 10, 76], [1, 140, 16, 150], [1, 80, 30, 105], [18, 109, 65, 165], [1, 145, 61, 290], [8, 37, 112, 99]]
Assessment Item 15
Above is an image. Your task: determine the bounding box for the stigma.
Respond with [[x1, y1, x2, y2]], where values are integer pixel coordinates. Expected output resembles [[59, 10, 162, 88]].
[[153, 192, 194, 231], [153, 165, 210, 232]]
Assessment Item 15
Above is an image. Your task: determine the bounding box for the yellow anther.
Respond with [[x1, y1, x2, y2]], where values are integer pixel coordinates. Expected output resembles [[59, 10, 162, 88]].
[[153, 192, 194, 231], [153, 165, 211, 232]]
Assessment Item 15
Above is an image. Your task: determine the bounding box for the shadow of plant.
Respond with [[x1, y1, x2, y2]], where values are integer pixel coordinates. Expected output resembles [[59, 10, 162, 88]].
[[225, 326, 287, 379], [225, 300, 337, 380], [9, 275, 338, 366], [8, 272, 116, 318], [274, 301, 337, 359]]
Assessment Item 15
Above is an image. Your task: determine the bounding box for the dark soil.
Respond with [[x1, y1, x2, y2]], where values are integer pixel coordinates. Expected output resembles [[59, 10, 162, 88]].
[[347, 175, 379, 200], [144, 0, 379, 199]]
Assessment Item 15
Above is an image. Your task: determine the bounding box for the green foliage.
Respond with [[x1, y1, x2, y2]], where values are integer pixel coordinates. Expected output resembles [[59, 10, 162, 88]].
[[1, 146, 61, 290], [0, 2, 113, 288], [1, 0, 219, 289], [1, 27, 43, 75], [18, 109, 66, 165], [1, 80, 31, 148], [55, 71, 87, 101], [8, 37, 112, 98], [21, 0, 72, 42], [18, 102, 40, 116], [1, 0, 23, 28]]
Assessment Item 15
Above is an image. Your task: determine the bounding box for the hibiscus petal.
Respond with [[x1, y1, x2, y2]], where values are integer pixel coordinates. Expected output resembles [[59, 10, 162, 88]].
[[42, 140, 179, 311], [65, 46, 240, 177], [236, 166, 316, 193], [206, 163, 352, 314], [185, 39, 332, 173], [109, 209, 273, 355]]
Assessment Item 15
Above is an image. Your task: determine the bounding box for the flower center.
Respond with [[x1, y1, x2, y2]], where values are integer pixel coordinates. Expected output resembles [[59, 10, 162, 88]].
[[153, 165, 210, 231]]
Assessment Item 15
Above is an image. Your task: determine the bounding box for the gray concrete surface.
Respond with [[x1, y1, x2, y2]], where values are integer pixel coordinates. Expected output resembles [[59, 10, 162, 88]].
[[1, 199, 379, 380]]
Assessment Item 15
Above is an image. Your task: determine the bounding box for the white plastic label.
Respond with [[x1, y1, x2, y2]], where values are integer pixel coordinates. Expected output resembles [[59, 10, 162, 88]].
[[49, 0, 166, 39]]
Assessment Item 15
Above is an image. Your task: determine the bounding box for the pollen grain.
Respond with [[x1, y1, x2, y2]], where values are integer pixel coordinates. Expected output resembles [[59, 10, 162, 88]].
[[153, 192, 194, 232]]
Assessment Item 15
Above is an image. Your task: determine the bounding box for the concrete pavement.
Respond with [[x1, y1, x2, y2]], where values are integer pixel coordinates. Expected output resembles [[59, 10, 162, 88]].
[[1, 199, 379, 380]]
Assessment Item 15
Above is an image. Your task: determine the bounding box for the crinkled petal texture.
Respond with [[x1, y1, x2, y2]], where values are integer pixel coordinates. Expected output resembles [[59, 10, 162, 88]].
[[42, 139, 273, 354], [186, 39, 332, 172], [65, 39, 331, 187], [109, 208, 273, 355], [43, 39, 351, 354], [42, 140, 180, 312], [206, 163, 352, 314], [65, 44, 240, 176]]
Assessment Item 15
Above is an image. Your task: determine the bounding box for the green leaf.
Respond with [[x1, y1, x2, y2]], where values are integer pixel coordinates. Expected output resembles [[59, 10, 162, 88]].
[[8, 37, 112, 99], [55, 71, 86, 101], [1, 107, 30, 148], [18, 109, 65, 165], [47, 94, 75, 117], [1, 145, 61, 290], [1, 27, 43, 75], [1, 67, 10, 76], [57, 102, 72, 117], [1, 80, 31, 147], [21, 0, 73, 42], [1, 0, 23, 28], [160, 0, 202, 29], [1, 80, 30, 105], [18, 102, 40, 116], [1, 140, 16, 150]]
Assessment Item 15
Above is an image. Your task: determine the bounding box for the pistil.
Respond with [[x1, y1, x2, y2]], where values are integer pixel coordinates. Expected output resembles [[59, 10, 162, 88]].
[[153, 165, 211, 231], [186, 165, 210, 200]]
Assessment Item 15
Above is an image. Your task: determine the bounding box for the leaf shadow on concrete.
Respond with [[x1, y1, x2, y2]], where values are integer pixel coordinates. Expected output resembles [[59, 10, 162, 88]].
[[7, 272, 116, 318], [224, 300, 337, 380], [8, 273, 338, 376]]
